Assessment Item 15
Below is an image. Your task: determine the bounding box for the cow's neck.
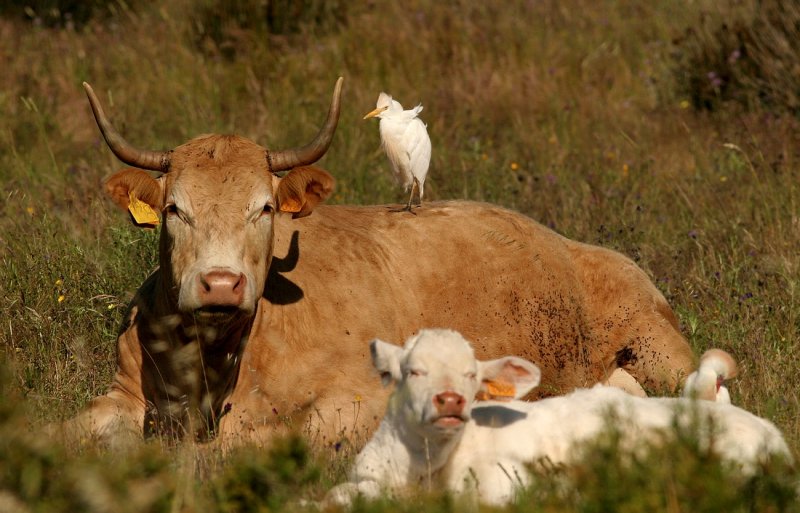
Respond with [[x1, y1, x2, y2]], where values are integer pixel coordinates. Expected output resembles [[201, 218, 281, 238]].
[[144, 274, 257, 439]]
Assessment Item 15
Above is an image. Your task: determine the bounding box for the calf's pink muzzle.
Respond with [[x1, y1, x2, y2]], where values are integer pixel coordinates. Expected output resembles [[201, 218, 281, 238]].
[[432, 391, 466, 427]]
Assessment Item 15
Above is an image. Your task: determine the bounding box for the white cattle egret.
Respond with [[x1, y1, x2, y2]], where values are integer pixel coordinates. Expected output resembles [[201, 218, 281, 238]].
[[364, 92, 431, 211], [683, 348, 739, 403]]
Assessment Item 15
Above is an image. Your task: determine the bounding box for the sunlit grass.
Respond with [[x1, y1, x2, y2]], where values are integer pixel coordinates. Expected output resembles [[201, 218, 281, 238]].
[[1, 0, 799, 510]]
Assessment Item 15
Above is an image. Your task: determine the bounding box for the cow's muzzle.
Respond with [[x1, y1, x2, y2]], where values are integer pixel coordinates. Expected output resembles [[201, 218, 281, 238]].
[[196, 269, 247, 310], [431, 391, 467, 428]]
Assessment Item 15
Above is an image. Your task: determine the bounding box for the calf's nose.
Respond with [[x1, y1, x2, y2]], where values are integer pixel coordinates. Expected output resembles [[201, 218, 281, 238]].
[[433, 391, 465, 416], [197, 270, 246, 307]]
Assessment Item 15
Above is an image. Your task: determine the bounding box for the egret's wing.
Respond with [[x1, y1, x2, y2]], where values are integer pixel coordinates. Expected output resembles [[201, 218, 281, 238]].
[[403, 118, 431, 183], [716, 386, 732, 404], [379, 120, 413, 188], [681, 371, 699, 398]]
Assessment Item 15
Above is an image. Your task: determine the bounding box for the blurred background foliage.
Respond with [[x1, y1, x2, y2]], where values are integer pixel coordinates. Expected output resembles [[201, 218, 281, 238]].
[[1, 0, 799, 510]]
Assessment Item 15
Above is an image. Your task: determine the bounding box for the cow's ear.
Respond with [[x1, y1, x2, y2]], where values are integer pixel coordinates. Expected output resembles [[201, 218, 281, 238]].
[[104, 169, 165, 227], [275, 165, 335, 219], [370, 339, 403, 386], [477, 357, 541, 400]]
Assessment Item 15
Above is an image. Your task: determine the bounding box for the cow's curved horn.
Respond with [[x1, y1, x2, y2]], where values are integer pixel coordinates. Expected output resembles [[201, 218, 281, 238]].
[[83, 82, 171, 172], [267, 77, 343, 173]]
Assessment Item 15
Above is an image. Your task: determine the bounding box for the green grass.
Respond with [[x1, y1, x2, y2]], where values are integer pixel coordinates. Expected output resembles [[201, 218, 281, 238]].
[[1, 0, 799, 510]]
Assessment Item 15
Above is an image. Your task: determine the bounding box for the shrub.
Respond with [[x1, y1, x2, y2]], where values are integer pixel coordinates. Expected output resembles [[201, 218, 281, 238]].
[[213, 435, 320, 512], [192, 0, 349, 58], [0, 1, 145, 28], [0, 361, 176, 513], [672, 0, 800, 113]]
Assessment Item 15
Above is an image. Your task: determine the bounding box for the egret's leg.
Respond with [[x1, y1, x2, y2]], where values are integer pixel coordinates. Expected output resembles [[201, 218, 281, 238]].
[[417, 179, 424, 206], [404, 180, 418, 211]]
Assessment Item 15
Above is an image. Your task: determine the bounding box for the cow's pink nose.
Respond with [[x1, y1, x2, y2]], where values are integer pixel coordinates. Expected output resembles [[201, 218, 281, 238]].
[[433, 391, 465, 416], [197, 270, 246, 307]]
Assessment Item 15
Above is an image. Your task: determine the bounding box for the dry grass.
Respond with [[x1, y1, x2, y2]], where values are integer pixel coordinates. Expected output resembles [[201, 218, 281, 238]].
[[1, 0, 799, 510]]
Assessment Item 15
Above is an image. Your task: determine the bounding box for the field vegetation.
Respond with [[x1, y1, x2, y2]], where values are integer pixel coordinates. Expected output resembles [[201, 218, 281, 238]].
[[1, 0, 799, 510]]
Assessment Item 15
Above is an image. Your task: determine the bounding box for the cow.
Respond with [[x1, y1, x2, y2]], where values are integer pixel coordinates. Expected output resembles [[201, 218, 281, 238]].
[[326, 329, 790, 506], [65, 77, 695, 447]]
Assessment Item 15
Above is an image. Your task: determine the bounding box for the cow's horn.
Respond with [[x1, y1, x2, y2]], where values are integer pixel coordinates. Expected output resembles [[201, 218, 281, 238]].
[[83, 82, 171, 172], [267, 77, 343, 173]]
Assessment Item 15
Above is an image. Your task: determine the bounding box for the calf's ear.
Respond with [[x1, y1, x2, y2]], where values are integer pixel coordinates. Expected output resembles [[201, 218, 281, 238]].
[[276, 165, 335, 219], [370, 339, 403, 386], [477, 357, 541, 400], [104, 168, 165, 228]]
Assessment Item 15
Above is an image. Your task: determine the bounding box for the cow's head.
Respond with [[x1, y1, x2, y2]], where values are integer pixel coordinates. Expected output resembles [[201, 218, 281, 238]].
[[371, 329, 541, 440], [86, 79, 341, 324]]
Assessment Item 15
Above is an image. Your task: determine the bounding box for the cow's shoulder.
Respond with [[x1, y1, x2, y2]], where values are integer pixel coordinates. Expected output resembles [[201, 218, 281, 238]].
[[117, 270, 163, 335]]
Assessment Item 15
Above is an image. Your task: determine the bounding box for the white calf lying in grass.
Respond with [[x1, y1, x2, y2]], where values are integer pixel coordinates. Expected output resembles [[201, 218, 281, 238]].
[[682, 348, 739, 403], [327, 329, 792, 506]]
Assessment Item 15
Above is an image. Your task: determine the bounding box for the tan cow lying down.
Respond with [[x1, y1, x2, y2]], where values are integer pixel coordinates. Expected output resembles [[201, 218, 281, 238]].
[[66, 77, 694, 447]]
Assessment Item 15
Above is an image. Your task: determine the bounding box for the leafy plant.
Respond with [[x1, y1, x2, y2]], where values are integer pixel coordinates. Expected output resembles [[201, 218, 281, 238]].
[[671, 0, 800, 113]]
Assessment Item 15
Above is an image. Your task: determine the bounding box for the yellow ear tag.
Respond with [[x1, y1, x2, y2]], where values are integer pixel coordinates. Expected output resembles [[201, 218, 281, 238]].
[[485, 380, 516, 400], [279, 197, 303, 213], [128, 192, 160, 226]]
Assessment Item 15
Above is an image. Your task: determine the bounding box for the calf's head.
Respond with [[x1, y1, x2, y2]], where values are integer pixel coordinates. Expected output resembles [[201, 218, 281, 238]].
[[371, 329, 541, 439], [86, 79, 341, 323]]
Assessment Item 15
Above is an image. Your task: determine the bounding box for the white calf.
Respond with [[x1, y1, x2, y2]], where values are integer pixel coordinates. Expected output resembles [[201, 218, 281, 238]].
[[327, 329, 791, 507], [682, 348, 739, 403]]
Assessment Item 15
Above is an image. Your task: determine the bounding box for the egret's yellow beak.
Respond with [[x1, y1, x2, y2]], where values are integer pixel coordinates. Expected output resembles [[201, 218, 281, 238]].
[[363, 106, 388, 120]]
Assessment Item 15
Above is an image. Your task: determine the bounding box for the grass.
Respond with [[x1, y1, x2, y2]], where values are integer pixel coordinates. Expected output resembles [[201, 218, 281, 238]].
[[1, 0, 799, 510]]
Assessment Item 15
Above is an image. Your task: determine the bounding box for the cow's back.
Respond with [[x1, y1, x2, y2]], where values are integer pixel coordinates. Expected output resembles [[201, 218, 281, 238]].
[[272, 201, 598, 390], [222, 201, 691, 444]]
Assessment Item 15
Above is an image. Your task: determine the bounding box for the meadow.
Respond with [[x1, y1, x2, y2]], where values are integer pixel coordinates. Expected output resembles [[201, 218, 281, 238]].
[[1, 0, 799, 510]]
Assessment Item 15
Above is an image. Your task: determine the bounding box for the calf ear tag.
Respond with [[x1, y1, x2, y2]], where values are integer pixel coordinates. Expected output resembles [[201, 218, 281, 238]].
[[483, 380, 516, 401], [128, 192, 160, 226]]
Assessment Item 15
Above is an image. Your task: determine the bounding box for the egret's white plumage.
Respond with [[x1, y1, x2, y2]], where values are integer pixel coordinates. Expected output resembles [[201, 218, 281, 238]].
[[364, 92, 431, 211], [683, 349, 739, 403]]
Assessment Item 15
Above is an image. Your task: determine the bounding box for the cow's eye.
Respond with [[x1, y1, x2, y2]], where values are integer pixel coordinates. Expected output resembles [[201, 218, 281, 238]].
[[164, 203, 179, 217], [164, 203, 192, 225], [465, 372, 477, 380], [408, 369, 427, 377], [261, 203, 274, 217]]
